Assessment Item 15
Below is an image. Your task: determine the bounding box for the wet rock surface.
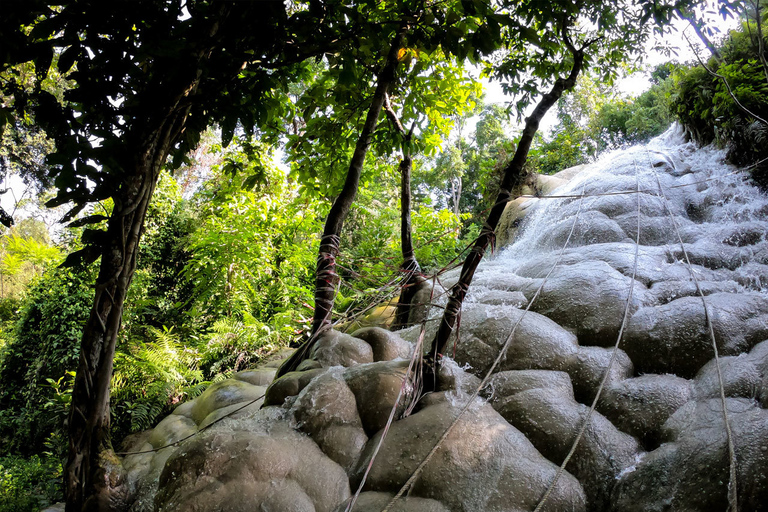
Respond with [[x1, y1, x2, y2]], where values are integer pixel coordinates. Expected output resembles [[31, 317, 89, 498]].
[[122, 128, 768, 511]]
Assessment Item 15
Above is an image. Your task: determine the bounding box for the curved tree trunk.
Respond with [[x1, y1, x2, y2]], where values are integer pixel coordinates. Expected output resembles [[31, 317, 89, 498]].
[[64, 98, 197, 510], [423, 39, 586, 391], [276, 26, 407, 378], [64, 26, 219, 511]]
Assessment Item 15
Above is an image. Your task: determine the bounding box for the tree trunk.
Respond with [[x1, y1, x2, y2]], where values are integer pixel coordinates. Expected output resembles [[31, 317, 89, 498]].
[[64, 66, 207, 512], [423, 43, 585, 391], [394, 144, 425, 329], [276, 26, 407, 378], [64, 153, 164, 512]]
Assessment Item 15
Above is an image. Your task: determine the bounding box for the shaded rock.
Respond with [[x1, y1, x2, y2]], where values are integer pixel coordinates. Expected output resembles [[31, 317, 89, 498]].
[[406, 280, 441, 327], [233, 367, 276, 386], [344, 360, 412, 436], [564, 346, 634, 404], [197, 397, 264, 430], [438, 357, 482, 395], [513, 243, 716, 288], [260, 347, 295, 368], [148, 414, 197, 449], [668, 240, 752, 271], [613, 213, 691, 246], [352, 399, 586, 512], [315, 424, 369, 475], [597, 374, 693, 445], [647, 279, 740, 305], [586, 191, 681, 219], [351, 327, 412, 361], [469, 271, 538, 294], [297, 358, 324, 371], [171, 400, 195, 419], [693, 354, 761, 400], [521, 261, 647, 347], [734, 262, 768, 291], [189, 379, 266, 425], [497, 387, 641, 512], [310, 329, 374, 368], [398, 303, 579, 378], [613, 398, 768, 512], [484, 369, 574, 405], [529, 210, 628, 250], [623, 293, 768, 378], [263, 368, 327, 407], [290, 371, 367, 472], [748, 339, 768, 375], [155, 422, 351, 512], [334, 492, 449, 512]]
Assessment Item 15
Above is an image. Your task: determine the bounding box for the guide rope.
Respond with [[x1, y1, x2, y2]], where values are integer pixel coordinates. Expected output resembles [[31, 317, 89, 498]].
[[648, 149, 739, 512], [533, 158, 642, 512], [382, 180, 589, 512]]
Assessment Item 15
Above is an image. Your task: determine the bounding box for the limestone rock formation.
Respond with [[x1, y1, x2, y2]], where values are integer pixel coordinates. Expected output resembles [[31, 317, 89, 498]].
[[120, 128, 768, 512]]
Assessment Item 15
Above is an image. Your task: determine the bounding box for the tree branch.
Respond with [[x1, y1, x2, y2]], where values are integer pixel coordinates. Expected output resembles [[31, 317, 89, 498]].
[[685, 32, 768, 126]]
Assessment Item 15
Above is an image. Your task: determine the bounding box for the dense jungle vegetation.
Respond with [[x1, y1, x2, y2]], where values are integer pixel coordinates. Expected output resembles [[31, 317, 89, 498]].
[[0, 0, 766, 509]]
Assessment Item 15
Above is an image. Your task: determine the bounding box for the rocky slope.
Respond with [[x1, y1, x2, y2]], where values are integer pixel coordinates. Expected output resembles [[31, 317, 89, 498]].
[[120, 127, 768, 511]]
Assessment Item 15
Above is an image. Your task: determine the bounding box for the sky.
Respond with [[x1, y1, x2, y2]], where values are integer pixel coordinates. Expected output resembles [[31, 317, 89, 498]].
[[478, 11, 740, 134]]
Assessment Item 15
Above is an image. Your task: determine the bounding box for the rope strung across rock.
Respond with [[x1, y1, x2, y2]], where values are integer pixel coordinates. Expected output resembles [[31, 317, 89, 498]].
[[648, 149, 740, 512], [115, 392, 267, 456], [344, 276, 437, 512], [382, 180, 590, 512], [533, 156, 643, 512]]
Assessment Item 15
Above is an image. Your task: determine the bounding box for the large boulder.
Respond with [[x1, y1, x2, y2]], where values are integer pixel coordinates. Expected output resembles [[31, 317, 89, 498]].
[[597, 374, 693, 445], [343, 360, 413, 436], [155, 419, 351, 512], [351, 398, 587, 512], [310, 329, 375, 368], [497, 387, 641, 512], [693, 354, 762, 400], [519, 261, 647, 347], [398, 303, 579, 377], [623, 293, 768, 378], [351, 327, 412, 362], [612, 398, 768, 512], [290, 370, 368, 472], [564, 346, 634, 404], [189, 379, 266, 424]]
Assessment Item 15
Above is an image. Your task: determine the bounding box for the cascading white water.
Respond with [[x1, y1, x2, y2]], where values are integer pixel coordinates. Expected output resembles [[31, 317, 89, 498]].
[[462, 124, 768, 305]]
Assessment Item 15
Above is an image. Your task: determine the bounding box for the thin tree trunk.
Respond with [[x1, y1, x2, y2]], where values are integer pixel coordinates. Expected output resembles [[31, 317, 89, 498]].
[[382, 95, 423, 329], [276, 25, 407, 377], [395, 135, 425, 328], [423, 34, 586, 391]]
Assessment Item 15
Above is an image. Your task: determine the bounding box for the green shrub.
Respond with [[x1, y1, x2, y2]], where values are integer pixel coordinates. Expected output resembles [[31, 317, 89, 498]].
[[0, 266, 93, 455], [0, 454, 62, 512]]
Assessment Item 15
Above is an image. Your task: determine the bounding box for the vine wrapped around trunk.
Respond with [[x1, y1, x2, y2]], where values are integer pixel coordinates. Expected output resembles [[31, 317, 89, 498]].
[[423, 26, 588, 391], [276, 26, 407, 378]]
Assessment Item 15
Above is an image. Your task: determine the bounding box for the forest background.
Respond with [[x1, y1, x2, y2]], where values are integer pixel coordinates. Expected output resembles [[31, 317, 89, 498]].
[[0, 0, 767, 510]]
